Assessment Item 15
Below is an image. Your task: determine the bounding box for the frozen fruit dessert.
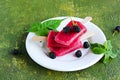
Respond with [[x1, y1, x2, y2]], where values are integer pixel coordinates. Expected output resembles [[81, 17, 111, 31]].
[[47, 31, 83, 56], [47, 31, 68, 47], [55, 21, 87, 46]]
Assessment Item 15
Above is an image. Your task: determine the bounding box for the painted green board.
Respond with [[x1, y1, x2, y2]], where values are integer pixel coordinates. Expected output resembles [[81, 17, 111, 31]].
[[0, 0, 120, 80]]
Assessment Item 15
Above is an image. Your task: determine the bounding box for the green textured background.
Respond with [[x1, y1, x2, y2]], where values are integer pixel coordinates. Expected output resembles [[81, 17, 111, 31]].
[[0, 0, 120, 80]]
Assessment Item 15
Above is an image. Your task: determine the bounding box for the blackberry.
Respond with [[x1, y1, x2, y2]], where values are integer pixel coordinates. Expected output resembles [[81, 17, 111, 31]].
[[73, 25, 80, 32], [114, 26, 120, 32], [75, 50, 82, 57], [112, 26, 120, 36], [13, 49, 19, 55], [83, 42, 90, 48], [49, 52, 56, 59], [63, 26, 71, 33]]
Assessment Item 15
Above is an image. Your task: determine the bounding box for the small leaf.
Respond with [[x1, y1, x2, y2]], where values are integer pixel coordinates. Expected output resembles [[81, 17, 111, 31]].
[[90, 40, 119, 64], [104, 40, 112, 50], [92, 47, 106, 54], [28, 19, 65, 36], [36, 28, 49, 36], [90, 43, 105, 49], [28, 23, 41, 32], [103, 53, 110, 64], [104, 41, 107, 49], [90, 43, 106, 54], [42, 19, 63, 31], [109, 50, 119, 58]]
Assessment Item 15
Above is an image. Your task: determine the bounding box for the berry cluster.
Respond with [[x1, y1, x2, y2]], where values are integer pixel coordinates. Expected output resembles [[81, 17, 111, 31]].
[[63, 21, 81, 33]]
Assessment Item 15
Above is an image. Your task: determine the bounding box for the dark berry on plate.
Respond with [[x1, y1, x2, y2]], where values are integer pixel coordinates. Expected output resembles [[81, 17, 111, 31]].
[[63, 26, 71, 33], [49, 52, 56, 59], [73, 25, 80, 32], [13, 49, 19, 55], [75, 50, 82, 57], [83, 42, 90, 48]]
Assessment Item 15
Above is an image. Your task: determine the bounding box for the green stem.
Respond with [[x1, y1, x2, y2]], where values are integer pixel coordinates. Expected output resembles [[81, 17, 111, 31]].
[[112, 30, 118, 37], [15, 42, 19, 49], [70, 17, 77, 26]]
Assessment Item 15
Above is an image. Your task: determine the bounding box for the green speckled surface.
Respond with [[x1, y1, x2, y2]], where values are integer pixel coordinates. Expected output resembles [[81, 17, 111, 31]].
[[0, 0, 120, 80]]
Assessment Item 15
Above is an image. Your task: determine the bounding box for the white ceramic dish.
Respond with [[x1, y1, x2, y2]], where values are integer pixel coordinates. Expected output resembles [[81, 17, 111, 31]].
[[26, 17, 106, 72]]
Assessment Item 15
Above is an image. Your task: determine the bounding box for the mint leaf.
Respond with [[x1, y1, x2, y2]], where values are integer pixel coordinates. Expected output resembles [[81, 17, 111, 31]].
[[104, 40, 112, 50], [90, 43, 106, 54], [90, 40, 119, 64], [92, 47, 106, 54], [28, 23, 41, 32], [109, 50, 119, 58], [104, 40, 117, 59], [103, 53, 110, 64], [90, 43, 105, 49], [35, 29, 49, 36], [42, 19, 64, 31], [28, 19, 65, 36]]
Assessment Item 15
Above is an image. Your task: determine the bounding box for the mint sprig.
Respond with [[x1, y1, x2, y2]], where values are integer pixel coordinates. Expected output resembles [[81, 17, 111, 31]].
[[28, 19, 64, 36], [90, 43, 106, 54], [90, 40, 119, 64]]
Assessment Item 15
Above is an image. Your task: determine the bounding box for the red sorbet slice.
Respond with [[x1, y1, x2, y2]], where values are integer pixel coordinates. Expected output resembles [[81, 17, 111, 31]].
[[55, 21, 87, 46], [47, 31, 68, 47], [47, 31, 83, 56]]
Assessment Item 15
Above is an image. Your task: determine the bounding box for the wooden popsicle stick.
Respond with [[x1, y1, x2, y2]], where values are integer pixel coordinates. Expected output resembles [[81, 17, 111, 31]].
[[32, 36, 47, 41], [80, 32, 94, 41], [81, 16, 92, 24], [32, 32, 94, 42]]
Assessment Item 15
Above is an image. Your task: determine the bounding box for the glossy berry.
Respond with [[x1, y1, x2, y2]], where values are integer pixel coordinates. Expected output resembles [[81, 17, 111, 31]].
[[75, 50, 82, 57], [13, 49, 19, 55], [63, 26, 71, 33], [73, 25, 80, 32], [49, 52, 56, 59], [83, 42, 90, 48], [112, 26, 120, 36], [114, 26, 120, 32]]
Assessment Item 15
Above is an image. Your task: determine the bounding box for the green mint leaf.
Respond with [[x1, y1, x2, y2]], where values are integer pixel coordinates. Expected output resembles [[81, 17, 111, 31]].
[[90, 43, 105, 49], [103, 53, 110, 64], [109, 50, 119, 58], [28, 23, 41, 32], [104, 40, 112, 50], [35, 29, 49, 36], [92, 47, 106, 54], [90, 39, 118, 64], [28, 19, 65, 36], [90, 43, 106, 54], [42, 19, 64, 31]]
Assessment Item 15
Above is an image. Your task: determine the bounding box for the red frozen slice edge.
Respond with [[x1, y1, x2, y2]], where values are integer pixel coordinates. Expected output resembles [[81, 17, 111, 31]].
[[55, 21, 87, 46], [47, 31, 68, 47], [47, 31, 83, 56]]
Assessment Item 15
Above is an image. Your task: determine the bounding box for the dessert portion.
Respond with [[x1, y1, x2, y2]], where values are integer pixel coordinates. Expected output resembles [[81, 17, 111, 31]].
[[47, 20, 89, 58], [55, 21, 87, 46], [30, 17, 93, 59], [47, 31, 67, 47], [47, 31, 83, 56]]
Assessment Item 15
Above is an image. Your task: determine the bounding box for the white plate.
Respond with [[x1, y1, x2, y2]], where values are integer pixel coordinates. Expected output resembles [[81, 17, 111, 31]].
[[26, 17, 106, 72]]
